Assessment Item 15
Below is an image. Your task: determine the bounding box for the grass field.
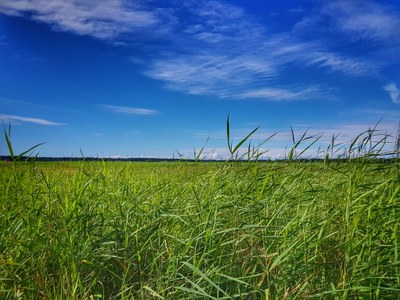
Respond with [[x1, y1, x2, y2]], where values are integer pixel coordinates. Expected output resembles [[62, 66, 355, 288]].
[[1, 125, 400, 299]]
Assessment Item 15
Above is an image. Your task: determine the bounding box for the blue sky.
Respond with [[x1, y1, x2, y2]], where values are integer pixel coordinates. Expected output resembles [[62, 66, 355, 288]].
[[0, 0, 399, 159]]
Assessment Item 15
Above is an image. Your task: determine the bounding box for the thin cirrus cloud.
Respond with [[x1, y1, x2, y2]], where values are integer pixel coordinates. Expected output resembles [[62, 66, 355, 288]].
[[143, 1, 385, 99], [383, 83, 400, 104], [100, 105, 159, 115], [1, 0, 399, 101], [144, 45, 372, 100], [144, 53, 277, 98], [0, 114, 66, 125], [322, 1, 400, 43], [235, 87, 323, 101]]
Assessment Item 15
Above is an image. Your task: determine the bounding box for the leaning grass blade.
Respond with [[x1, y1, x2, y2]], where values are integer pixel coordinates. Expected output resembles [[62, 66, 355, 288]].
[[296, 133, 322, 158], [3, 123, 45, 161], [176, 285, 218, 299], [294, 129, 309, 148], [226, 114, 259, 158], [177, 273, 218, 299], [16, 142, 45, 160], [195, 137, 210, 161], [269, 238, 301, 272], [182, 262, 232, 299], [217, 273, 251, 287], [348, 130, 368, 157], [232, 126, 259, 156]]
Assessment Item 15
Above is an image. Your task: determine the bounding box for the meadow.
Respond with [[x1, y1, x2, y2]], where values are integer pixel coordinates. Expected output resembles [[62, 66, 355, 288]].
[[0, 125, 399, 299]]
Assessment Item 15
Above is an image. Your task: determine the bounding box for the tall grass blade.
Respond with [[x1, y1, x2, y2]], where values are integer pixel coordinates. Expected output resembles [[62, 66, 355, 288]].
[[227, 114, 232, 154], [2, 123, 44, 161], [3, 123, 14, 160]]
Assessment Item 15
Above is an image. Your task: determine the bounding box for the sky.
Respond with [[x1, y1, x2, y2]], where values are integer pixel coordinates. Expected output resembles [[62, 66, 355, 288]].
[[0, 0, 399, 159]]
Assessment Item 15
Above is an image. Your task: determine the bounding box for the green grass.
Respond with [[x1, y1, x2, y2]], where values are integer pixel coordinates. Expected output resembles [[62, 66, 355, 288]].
[[1, 122, 399, 299], [1, 159, 399, 299]]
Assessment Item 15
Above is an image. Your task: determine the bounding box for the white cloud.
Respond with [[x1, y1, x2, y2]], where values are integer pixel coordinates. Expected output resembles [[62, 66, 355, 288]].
[[0, 0, 361, 100], [2, 0, 398, 100], [143, 1, 381, 98], [236, 86, 322, 101], [0, 114, 65, 125], [100, 104, 159, 115], [383, 83, 400, 104], [145, 53, 276, 98], [193, 1, 244, 20], [300, 51, 375, 76], [0, 0, 163, 40], [324, 1, 400, 43], [293, 0, 400, 45], [144, 31, 372, 98]]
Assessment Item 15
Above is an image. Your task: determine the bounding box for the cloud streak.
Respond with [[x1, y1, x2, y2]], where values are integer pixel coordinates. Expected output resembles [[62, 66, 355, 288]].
[[145, 53, 277, 98], [236, 86, 323, 101], [100, 105, 159, 115], [0, 114, 65, 125], [0, 0, 167, 40], [323, 1, 400, 43], [383, 83, 400, 104]]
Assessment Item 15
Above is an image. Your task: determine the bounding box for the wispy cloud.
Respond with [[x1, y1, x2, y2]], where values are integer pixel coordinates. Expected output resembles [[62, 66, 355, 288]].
[[236, 86, 323, 101], [145, 53, 276, 98], [383, 83, 400, 104], [293, 0, 400, 44], [1, 0, 398, 100], [143, 1, 382, 99], [298, 51, 375, 77], [100, 104, 159, 115], [0, 114, 65, 125], [0, 0, 169, 40], [145, 29, 374, 99], [323, 1, 400, 43]]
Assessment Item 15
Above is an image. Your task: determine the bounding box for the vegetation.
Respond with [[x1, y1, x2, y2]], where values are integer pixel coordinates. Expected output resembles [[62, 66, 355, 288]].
[[0, 122, 399, 299]]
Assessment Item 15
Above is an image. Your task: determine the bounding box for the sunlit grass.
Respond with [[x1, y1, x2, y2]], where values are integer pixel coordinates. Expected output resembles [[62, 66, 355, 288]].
[[0, 121, 399, 299]]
